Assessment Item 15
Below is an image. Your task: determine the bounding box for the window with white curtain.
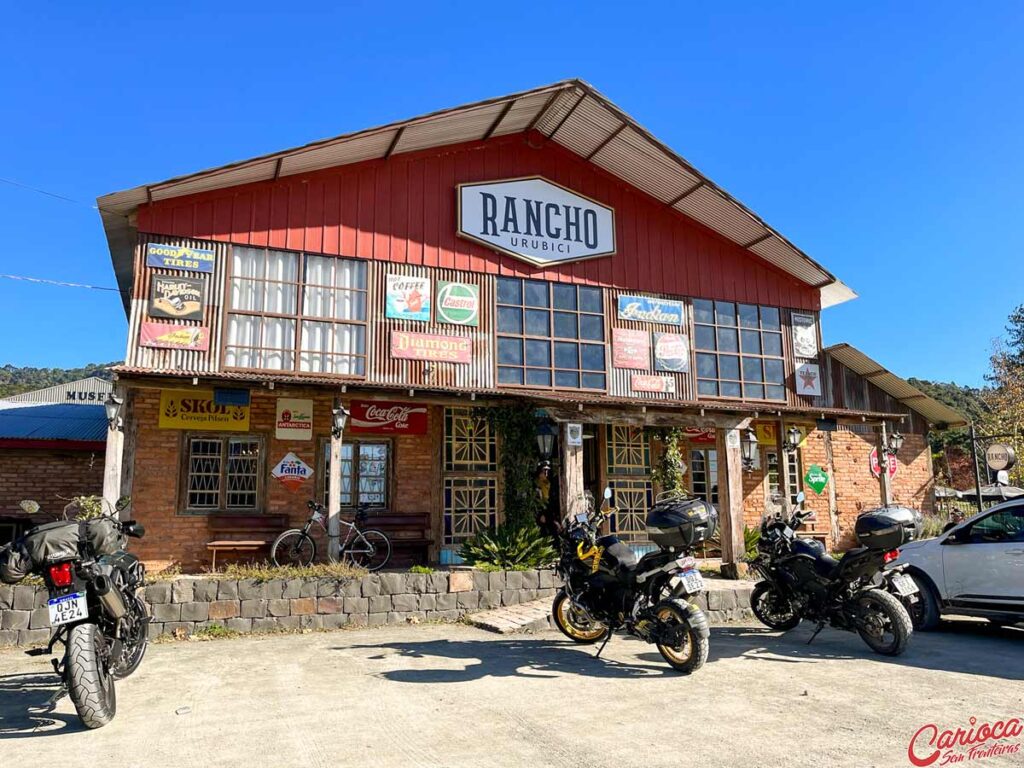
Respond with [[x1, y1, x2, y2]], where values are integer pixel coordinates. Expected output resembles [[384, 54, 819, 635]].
[[225, 247, 367, 375]]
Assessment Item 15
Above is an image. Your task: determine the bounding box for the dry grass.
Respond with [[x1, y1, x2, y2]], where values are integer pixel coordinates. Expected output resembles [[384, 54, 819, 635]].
[[220, 561, 366, 582]]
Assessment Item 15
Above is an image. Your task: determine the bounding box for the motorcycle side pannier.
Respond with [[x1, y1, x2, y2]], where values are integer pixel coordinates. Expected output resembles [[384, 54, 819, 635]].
[[0, 543, 31, 584], [22, 518, 123, 567], [646, 498, 718, 549], [855, 506, 922, 550]]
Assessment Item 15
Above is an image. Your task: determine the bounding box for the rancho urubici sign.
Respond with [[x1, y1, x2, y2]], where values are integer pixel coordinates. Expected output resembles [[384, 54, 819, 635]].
[[458, 177, 615, 266]]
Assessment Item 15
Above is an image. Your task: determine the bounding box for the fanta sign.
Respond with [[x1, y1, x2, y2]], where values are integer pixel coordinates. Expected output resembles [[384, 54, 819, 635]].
[[271, 452, 314, 492], [349, 400, 428, 434], [158, 389, 250, 431]]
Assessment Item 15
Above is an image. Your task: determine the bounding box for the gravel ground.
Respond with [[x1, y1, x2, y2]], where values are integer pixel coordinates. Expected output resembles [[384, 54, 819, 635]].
[[0, 619, 1021, 768]]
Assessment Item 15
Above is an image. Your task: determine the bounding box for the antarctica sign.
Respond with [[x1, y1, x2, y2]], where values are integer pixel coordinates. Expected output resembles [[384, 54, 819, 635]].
[[458, 177, 615, 266]]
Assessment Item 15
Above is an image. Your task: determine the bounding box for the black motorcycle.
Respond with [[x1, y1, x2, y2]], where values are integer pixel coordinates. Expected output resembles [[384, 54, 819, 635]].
[[747, 492, 919, 656], [551, 487, 714, 673], [0, 499, 149, 729]]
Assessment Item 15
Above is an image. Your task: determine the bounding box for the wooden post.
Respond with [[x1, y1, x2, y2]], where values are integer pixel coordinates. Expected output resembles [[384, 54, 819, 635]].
[[328, 401, 344, 563], [102, 382, 126, 518], [559, 422, 585, 522], [823, 430, 840, 547], [878, 422, 893, 507], [720, 426, 747, 579]]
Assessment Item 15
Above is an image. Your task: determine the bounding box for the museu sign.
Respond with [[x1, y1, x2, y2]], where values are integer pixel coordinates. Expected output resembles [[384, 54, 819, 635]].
[[458, 177, 615, 266]]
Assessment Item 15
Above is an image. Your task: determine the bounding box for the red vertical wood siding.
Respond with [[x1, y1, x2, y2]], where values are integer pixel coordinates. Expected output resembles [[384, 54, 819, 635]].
[[137, 133, 820, 311]]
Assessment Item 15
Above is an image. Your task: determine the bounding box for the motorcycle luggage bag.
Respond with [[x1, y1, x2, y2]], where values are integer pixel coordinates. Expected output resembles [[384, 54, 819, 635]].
[[854, 506, 922, 550], [646, 498, 718, 549], [0, 543, 31, 584], [22, 518, 123, 566]]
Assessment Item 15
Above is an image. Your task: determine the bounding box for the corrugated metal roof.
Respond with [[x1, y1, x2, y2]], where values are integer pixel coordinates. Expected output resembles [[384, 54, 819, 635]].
[[825, 343, 968, 427], [0, 404, 108, 442], [98, 79, 855, 312], [0, 377, 112, 409]]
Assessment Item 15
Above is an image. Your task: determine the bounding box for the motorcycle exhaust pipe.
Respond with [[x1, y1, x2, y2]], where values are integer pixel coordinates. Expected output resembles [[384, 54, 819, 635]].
[[94, 575, 128, 619]]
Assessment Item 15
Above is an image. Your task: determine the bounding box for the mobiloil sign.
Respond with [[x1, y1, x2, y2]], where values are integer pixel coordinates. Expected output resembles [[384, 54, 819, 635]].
[[146, 243, 215, 273]]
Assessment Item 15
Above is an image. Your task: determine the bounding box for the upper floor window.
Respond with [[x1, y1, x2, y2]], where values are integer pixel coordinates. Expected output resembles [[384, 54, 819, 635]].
[[496, 278, 606, 390], [225, 247, 367, 375], [693, 300, 785, 401]]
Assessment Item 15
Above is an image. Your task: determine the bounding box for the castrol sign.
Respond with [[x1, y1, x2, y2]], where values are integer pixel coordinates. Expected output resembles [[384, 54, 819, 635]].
[[349, 400, 428, 434]]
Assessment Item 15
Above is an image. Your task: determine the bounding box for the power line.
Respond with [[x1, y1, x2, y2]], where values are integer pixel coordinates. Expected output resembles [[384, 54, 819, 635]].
[[0, 176, 129, 219], [0, 273, 126, 294]]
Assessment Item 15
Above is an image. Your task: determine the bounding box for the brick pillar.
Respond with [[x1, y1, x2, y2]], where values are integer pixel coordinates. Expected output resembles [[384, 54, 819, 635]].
[[559, 423, 585, 521], [720, 427, 746, 579]]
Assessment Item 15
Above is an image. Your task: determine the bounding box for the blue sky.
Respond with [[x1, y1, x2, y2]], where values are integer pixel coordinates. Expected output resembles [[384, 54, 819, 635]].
[[1, 2, 1021, 387]]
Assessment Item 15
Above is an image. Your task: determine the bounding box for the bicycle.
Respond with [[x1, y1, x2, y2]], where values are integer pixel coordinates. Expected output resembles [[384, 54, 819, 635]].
[[270, 500, 392, 571]]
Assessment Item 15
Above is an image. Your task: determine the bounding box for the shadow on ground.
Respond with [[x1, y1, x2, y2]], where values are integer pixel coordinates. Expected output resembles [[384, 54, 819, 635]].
[[0, 673, 82, 739]]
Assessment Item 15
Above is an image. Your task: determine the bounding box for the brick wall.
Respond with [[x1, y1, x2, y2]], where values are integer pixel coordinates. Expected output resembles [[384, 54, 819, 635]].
[[0, 447, 104, 526]]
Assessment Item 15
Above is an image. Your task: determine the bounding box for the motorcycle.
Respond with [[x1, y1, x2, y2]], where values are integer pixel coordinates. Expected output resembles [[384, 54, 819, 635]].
[[0, 498, 149, 729], [551, 487, 714, 673], [747, 492, 919, 656]]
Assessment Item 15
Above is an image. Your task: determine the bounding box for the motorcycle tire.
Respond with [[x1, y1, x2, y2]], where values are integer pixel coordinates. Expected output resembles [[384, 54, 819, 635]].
[[855, 589, 912, 656], [551, 590, 609, 644], [66, 622, 117, 729], [653, 599, 709, 674], [750, 582, 801, 631], [113, 592, 150, 680]]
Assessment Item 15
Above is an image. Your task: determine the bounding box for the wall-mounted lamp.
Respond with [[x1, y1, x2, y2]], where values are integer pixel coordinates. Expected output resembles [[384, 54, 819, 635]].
[[785, 426, 802, 453], [536, 421, 557, 461], [104, 393, 123, 431], [741, 427, 759, 471], [884, 430, 904, 456], [331, 404, 350, 438]]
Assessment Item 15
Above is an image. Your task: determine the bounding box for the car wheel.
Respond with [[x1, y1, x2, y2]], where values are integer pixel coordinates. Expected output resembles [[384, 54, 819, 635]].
[[908, 573, 941, 631]]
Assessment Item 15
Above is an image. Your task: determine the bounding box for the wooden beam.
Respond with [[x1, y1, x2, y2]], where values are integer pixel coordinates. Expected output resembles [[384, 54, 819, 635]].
[[741, 232, 772, 249], [720, 427, 746, 578], [481, 100, 515, 141], [525, 90, 562, 133], [383, 127, 405, 159], [559, 423, 585, 521], [547, 91, 586, 139], [585, 123, 627, 160], [667, 180, 704, 207]]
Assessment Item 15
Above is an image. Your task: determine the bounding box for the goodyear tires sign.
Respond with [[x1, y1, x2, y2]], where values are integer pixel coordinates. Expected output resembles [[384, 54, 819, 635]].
[[146, 243, 215, 273], [158, 389, 250, 431]]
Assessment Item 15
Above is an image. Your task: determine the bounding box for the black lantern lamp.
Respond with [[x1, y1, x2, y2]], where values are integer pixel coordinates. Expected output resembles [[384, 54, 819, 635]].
[[785, 426, 802, 453], [885, 430, 904, 456], [741, 427, 759, 471], [104, 393, 123, 431], [536, 421, 557, 461], [331, 404, 350, 438]]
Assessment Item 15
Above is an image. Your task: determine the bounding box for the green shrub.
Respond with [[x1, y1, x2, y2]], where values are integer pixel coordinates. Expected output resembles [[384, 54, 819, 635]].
[[408, 564, 435, 574], [458, 522, 557, 570], [743, 525, 761, 560]]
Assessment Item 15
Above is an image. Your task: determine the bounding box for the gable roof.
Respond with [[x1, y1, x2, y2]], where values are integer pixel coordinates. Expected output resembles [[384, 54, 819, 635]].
[[0, 376, 112, 409], [0, 403, 107, 443], [98, 78, 855, 311]]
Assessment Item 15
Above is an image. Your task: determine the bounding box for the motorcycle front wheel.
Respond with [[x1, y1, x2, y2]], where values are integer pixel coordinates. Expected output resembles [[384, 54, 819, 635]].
[[855, 589, 912, 656], [66, 622, 117, 729], [653, 600, 709, 674], [750, 582, 801, 631], [551, 590, 609, 644]]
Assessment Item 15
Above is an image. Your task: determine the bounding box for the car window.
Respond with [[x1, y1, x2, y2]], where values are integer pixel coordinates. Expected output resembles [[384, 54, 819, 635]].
[[967, 506, 1024, 543]]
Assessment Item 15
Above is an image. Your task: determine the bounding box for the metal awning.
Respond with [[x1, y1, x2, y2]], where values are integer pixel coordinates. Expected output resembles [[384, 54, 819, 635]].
[[825, 343, 968, 428], [98, 79, 855, 311]]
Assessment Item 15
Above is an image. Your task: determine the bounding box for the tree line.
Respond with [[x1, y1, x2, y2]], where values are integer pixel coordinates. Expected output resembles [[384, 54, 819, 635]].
[[0, 362, 119, 398]]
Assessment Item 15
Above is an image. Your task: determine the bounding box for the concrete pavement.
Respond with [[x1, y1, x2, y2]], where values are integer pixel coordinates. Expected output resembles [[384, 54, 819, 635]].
[[0, 620, 1021, 767]]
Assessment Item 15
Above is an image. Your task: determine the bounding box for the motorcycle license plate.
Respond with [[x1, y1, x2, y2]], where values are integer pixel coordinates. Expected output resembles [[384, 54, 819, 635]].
[[679, 569, 704, 594], [891, 574, 918, 597], [47, 592, 88, 626]]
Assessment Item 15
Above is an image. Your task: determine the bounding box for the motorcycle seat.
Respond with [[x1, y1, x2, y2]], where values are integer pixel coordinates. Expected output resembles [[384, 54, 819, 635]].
[[813, 553, 842, 579]]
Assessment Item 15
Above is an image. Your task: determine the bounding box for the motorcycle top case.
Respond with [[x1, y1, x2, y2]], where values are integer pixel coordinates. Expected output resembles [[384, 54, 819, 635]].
[[854, 506, 922, 550], [22, 518, 123, 567], [646, 498, 718, 549], [0, 543, 31, 584]]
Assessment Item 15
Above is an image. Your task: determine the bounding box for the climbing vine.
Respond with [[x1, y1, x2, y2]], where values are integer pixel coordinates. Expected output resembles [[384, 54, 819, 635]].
[[474, 403, 543, 529], [649, 426, 687, 493]]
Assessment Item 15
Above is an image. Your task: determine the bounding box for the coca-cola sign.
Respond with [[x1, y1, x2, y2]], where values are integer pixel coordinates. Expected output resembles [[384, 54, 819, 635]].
[[349, 400, 428, 434]]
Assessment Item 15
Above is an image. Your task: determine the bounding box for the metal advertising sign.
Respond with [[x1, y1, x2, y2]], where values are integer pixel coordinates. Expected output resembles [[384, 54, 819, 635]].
[[275, 398, 313, 441], [795, 362, 823, 397], [612, 328, 650, 369], [158, 389, 250, 431], [149, 275, 205, 321], [566, 423, 584, 447], [390, 331, 471, 363], [755, 422, 779, 446], [869, 447, 898, 479], [791, 313, 818, 358], [630, 374, 676, 394], [653, 332, 689, 372], [457, 177, 615, 266], [683, 427, 717, 444], [616, 295, 684, 325], [435, 281, 479, 326], [985, 443, 1017, 472], [385, 274, 431, 321], [140, 322, 210, 351], [349, 400, 428, 434], [804, 464, 830, 495], [271, 452, 314, 492], [145, 243, 215, 273]]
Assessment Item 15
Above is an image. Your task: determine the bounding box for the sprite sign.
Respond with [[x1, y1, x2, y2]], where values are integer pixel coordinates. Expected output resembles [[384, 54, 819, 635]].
[[804, 464, 829, 495], [435, 281, 479, 326]]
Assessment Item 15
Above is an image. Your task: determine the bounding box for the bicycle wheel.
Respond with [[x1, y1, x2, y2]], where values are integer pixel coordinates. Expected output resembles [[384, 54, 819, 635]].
[[271, 530, 316, 567], [346, 529, 391, 571]]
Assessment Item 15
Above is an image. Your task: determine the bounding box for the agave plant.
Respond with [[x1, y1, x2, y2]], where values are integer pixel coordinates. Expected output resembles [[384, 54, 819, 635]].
[[458, 522, 558, 570], [743, 525, 761, 560]]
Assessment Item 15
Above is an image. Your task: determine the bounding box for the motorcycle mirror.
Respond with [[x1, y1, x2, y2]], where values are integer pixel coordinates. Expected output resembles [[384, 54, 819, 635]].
[[19, 499, 40, 515], [115, 495, 132, 512], [603, 487, 613, 500], [795, 491, 806, 505]]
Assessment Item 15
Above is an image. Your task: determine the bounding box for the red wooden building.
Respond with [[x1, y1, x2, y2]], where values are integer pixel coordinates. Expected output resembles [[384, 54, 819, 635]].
[[96, 80, 964, 572]]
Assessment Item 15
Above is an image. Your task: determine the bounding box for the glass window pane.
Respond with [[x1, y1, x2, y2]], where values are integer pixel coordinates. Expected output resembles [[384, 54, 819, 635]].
[[763, 332, 783, 357], [553, 342, 579, 369], [738, 304, 759, 329], [693, 299, 714, 324], [553, 311, 578, 339], [497, 278, 521, 305], [581, 372, 606, 390], [524, 309, 550, 336], [721, 381, 742, 398], [695, 325, 716, 350], [497, 337, 523, 365], [578, 287, 603, 314], [498, 366, 524, 385], [696, 353, 717, 378], [719, 355, 740, 380], [698, 380, 718, 396], [579, 314, 604, 341], [740, 330, 762, 355], [552, 283, 577, 310], [764, 359, 785, 384], [525, 368, 551, 387], [497, 306, 522, 334], [745, 383, 765, 400], [525, 339, 551, 367], [715, 301, 736, 326], [580, 344, 605, 371], [743, 356, 764, 382], [761, 306, 781, 331], [717, 328, 738, 353], [766, 385, 786, 401], [555, 370, 580, 388], [524, 280, 549, 308]]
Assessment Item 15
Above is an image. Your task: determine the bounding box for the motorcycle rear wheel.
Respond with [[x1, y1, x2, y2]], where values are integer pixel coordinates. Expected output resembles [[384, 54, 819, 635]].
[[551, 591, 609, 644], [654, 600, 709, 674], [855, 589, 912, 656], [750, 582, 801, 631], [112, 592, 149, 679], [66, 622, 117, 729]]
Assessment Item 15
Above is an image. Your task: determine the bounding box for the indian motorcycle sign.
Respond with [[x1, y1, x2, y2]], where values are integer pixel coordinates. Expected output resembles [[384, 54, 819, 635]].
[[458, 177, 615, 266], [349, 400, 429, 434]]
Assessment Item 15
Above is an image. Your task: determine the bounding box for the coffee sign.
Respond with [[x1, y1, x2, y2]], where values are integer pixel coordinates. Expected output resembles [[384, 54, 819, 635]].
[[349, 400, 428, 434], [458, 177, 615, 266], [150, 275, 205, 321], [386, 274, 431, 321], [435, 281, 479, 326]]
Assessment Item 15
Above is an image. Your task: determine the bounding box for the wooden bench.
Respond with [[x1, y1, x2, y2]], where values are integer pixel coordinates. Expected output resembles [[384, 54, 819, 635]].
[[360, 512, 432, 567], [207, 514, 290, 570]]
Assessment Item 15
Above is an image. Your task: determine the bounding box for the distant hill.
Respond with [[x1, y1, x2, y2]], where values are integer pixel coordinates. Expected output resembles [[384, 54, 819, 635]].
[[0, 362, 121, 398], [907, 378, 989, 427]]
